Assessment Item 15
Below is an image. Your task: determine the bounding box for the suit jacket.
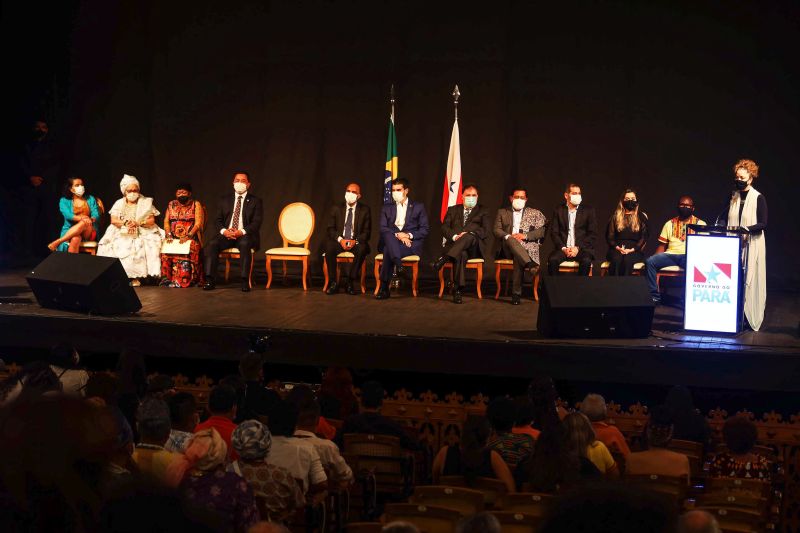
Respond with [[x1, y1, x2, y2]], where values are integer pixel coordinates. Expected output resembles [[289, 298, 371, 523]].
[[441, 203, 492, 259], [326, 202, 371, 248], [379, 200, 430, 243], [212, 192, 264, 250], [493, 206, 548, 263], [550, 203, 597, 256]]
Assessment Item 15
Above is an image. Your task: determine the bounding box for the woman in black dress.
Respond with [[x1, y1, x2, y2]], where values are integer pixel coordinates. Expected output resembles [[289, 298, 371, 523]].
[[606, 189, 649, 276]]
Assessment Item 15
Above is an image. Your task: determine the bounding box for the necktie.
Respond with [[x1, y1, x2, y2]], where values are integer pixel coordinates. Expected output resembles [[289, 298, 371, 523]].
[[344, 207, 353, 239], [231, 195, 243, 231], [463, 208, 472, 226]]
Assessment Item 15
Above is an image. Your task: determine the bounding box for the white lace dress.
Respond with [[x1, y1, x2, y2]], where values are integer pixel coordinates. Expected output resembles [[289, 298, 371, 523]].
[[98, 196, 165, 278]]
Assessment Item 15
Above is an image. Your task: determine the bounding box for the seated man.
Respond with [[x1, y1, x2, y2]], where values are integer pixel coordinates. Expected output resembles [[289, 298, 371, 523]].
[[237, 352, 281, 423], [322, 182, 371, 295], [341, 381, 417, 450], [165, 392, 199, 453], [547, 183, 597, 276], [203, 171, 263, 292], [645, 195, 706, 303], [579, 393, 631, 458], [432, 184, 492, 304], [485, 396, 535, 469], [194, 385, 239, 459], [376, 178, 429, 300], [493, 186, 547, 305], [133, 397, 182, 486], [626, 407, 691, 483]]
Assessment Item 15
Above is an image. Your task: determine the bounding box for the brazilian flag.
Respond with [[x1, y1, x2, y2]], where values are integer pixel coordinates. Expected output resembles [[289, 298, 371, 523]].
[[384, 110, 398, 205]]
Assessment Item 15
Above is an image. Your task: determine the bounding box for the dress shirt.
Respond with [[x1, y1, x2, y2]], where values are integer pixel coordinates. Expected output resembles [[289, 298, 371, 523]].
[[337, 203, 357, 242], [294, 429, 353, 483], [566, 205, 577, 248], [267, 435, 327, 492], [507, 208, 523, 240], [222, 191, 248, 236], [394, 200, 408, 230]]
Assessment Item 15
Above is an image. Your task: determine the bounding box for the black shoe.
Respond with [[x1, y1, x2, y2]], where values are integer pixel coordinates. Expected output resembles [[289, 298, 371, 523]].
[[241, 279, 251, 292], [203, 280, 216, 291], [375, 287, 390, 300], [453, 289, 463, 304], [511, 293, 521, 305], [431, 256, 448, 272], [396, 265, 411, 280], [326, 282, 339, 295], [346, 281, 359, 295]]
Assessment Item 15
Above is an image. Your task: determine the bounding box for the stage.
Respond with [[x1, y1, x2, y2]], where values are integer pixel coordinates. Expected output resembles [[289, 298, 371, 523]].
[[1, 270, 798, 392]]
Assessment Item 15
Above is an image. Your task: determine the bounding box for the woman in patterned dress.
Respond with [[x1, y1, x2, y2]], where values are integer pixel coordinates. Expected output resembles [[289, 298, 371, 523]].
[[160, 183, 205, 287]]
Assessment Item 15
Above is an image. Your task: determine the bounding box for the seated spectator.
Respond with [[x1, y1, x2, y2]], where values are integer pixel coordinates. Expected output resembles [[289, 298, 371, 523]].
[[49, 342, 89, 395], [145, 374, 176, 399], [708, 417, 772, 481], [626, 407, 690, 483], [0, 360, 62, 407], [228, 420, 305, 522], [237, 352, 281, 423], [166, 392, 200, 453], [527, 375, 564, 430], [286, 385, 353, 487], [195, 384, 239, 459], [678, 510, 721, 533], [116, 348, 147, 439], [319, 366, 359, 420], [176, 428, 260, 532], [84, 372, 120, 407], [432, 415, 515, 493], [580, 393, 631, 458], [457, 512, 502, 533], [511, 395, 541, 441], [266, 400, 328, 497], [341, 380, 417, 450], [563, 412, 619, 477], [486, 396, 534, 469], [664, 385, 711, 448], [103, 406, 138, 491], [133, 397, 182, 487]]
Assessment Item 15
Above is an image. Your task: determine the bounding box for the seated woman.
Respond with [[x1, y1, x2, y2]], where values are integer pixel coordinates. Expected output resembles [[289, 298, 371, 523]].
[[98, 174, 164, 286], [432, 415, 515, 493], [48, 177, 101, 253], [708, 417, 772, 481], [606, 189, 648, 276], [563, 412, 620, 478], [160, 183, 205, 287]]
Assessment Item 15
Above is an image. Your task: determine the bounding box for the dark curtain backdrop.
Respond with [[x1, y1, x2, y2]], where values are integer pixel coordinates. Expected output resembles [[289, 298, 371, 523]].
[[57, 0, 799, 286]]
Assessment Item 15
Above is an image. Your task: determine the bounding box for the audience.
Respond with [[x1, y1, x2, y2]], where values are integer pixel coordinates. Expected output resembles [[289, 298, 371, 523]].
[[341, 380, 417, 450], [237, 352, 281, 423], [195, 384, 239, 459], [84, 372, 120, 406], [133, 397, 182, 486], [145, 373, 176, 399], [166, 392, 200, 453], [456, 512, 501, 533], [486, 396, 535, 469], [48, 342, 89, 396], [626, 406, 691, 483], [116, 348, 148, 439], [678, 510, 721, 533], [580, 393, 631, 458], [664, 385, 711, 447], [319, 366, 359, 420], [527, 375, 563, 431], [563, 412, 619, 477], [511, 395, 541, 440], [0, 360, 62, 406], [708, 416, 773, 481]]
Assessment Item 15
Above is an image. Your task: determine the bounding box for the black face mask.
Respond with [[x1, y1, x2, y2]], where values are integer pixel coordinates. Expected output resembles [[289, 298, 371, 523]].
[[177, 195, 190, 204], [677, 207, 693, 219], [622, 200, 638, 211], [734, 179, 749, 191]]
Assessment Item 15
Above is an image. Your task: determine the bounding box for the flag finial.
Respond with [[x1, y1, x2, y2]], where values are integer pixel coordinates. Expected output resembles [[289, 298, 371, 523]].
[[390, 84, 395, 106], [452, 84, 460, 120]]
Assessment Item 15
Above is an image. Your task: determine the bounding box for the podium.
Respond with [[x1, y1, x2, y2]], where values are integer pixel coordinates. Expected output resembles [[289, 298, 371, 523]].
[[684, 225, 748, 333]]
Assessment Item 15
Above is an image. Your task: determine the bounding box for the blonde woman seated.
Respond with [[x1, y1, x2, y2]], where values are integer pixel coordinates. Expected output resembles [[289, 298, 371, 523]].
[[98, 174, 164, 286]]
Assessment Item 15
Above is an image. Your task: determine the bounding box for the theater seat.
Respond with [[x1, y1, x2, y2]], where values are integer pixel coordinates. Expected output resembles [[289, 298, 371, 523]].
[[438, 258, 484, 299], [220, 248, 255, 288], [373, 253, 419, 297]]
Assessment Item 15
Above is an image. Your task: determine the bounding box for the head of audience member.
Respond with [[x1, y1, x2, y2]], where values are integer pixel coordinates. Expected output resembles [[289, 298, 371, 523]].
[[509, 186, 527, 211], [580, 393, 608, 423], [285, 384, 320, 432], [486, 396, 516, 436], [382, 522, 420, 533], [360, 380, 385, 412], [31, 118, 49, 141], [344, 182, 362, 206], [664, 385, 700, 426], [207, 384, 238, 421], [733, 159, 759, 192], [676, 196, 695, 221], [120, 174, 141, 204], [456, 511, 501, 533], [678, 510, 721, 533], [232, 419, 272, 462], [137, 397, 172, 447], [180, 428, 228, 475], [50, 341, 80, 369], [614, 189, 642, 232], [268, 400, 299, 437], [562, 412, 596, 461], [239, 352, 265, 383], [174, 182, 193, 205], [462, 184, 479, 209], [540, 482, 676, 533], [146, 374, 175, 399], [460, 415, 493, 483], [116, 348, 147, 398], [722, 417, 759, 456], [320, 366, 357, 418], [564, 183, 582, 208], [646, 406, 675, 449], [524, 422, 569, 492], [63, 176, 88, 199], [527, 376, 561, 432], [391, 177, 410, 204], [0, 360, 62, 406], [168, 392, 199, 433], [513, 395, 536, 429], [84, 372, 120, 406], [233, 171, 251, 194]]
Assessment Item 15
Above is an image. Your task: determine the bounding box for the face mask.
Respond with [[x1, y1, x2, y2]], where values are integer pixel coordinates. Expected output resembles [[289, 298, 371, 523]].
[[177, 195, 190, 204], [463, 196, 478, 209], [512, 198, 526, 210], [72, 185, 85, 197], [569, 194, 582, 206], [392, 190, 405, 203], [622, 200, 637, 210], [677, 207, 693, 219], [126, 192, 139, 202], [233, 182, 248, 194], [345, 191, 358, 204], [734, 179, 748, 191]]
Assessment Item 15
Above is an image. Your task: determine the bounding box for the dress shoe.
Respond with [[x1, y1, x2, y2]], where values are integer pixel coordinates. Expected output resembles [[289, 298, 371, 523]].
[[453, 289, 463, 304], [431, 256, 448, 272], [375, 287, 390, 300], [396, 265, 411, 280], [241, 279, 251, 292], [511, 293, 521, 305], [326, 282, 339, 295], [203, 280, 216, 291], [346, 281, 359, 295]]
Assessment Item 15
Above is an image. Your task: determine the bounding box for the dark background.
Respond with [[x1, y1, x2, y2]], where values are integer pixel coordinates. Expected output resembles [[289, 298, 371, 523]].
[[3, 0, 799, 287]]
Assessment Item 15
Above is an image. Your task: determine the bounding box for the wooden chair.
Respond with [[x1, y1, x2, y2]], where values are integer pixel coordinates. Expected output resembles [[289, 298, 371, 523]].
[[529, 260, 592, 299], [694, 505, 765, 532], [703, 478, 772, 499], [625, 474, 689, 509], [694, 491, 769, 513], [219, 248, 255, 288], [265, 202, 315, 290], [409, 485, 485, 516], [438, 258, 484, 299], [343, 434, 414, 498], [494, 259, 540, 300], [373, 253, 419, 297], [344, 523, 383, 533], [656, 265, 685, 296], [497, 492, 553, 516], [383, 503, 462, 533], [78, 197, 105, 255], [439, 476, 509, 509], [599, 261, 645, 276], [666, 439, 705, 478], [322, 252, 367, 293], [491, 512, 542, 533]]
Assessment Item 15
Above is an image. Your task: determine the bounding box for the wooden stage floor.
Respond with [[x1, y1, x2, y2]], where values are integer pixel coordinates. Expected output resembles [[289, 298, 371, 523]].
[[1, 270, 798, 391]]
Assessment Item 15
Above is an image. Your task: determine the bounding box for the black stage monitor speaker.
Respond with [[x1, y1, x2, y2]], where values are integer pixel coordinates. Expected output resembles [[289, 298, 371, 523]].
[[537, 276, 654, 338], [26, 254, 141, 315]]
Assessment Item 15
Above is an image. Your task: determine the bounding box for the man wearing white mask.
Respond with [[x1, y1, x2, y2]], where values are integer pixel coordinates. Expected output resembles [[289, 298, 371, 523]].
[[432, 184, 492, 304], [547, 183, 597, 277], [493, 187, 547, 305], [322, 182, 371, 295], [203, 172, 263, 292], [376, 177, 429, 300]]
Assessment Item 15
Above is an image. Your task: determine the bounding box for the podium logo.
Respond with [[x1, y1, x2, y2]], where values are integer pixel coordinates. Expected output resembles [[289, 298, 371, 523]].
[[692, 263, 733, 303]]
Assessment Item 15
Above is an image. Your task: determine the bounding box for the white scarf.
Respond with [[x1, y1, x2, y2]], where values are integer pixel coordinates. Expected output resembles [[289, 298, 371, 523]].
[[728, 187, 766, 331]]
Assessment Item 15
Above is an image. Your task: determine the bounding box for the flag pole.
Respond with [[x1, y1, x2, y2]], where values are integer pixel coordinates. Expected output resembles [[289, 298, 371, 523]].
[[452, 84, 460, 121], [390, 83, 396, 121]]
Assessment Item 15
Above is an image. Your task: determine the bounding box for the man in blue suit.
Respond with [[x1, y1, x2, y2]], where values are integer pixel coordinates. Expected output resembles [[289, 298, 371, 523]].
[[376, 178, 430, 299]]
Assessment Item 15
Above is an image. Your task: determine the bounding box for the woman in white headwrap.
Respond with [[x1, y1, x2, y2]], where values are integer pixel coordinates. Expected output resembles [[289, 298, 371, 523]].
[[98, 175, 165, 285]]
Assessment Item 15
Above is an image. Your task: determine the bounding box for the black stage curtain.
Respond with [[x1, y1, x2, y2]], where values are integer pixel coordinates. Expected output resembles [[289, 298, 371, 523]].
[[37, 1, 800, 286]]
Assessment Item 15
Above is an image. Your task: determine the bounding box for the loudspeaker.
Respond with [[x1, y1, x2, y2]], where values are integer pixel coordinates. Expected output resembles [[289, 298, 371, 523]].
[[26, 254, 142, 315], [537, 276, 654, 338]]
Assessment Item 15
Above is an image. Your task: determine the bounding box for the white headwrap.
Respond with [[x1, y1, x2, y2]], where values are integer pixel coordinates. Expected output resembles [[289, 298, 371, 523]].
[[120, 174, 140, 194]]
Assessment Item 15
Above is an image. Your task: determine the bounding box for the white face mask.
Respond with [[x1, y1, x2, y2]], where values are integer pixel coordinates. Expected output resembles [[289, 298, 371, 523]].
[[512, 198, 526, 211], [72, 185, 85, 197], [570, 194, 582, 206], [345, 191, 358, 205], [392, 190, 406, 203], [126, 192, 140, 202], [233, 182, 248, 194]]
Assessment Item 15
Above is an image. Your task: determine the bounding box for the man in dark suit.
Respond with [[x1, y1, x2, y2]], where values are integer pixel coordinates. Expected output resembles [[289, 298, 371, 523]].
[[493, 187, 547, 305], [547, 183, 597, 276], [376, 177, 429, 300], [432, 184, 492, 304], [203, 172, 264, 291], [322, 182, 371, 295]]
